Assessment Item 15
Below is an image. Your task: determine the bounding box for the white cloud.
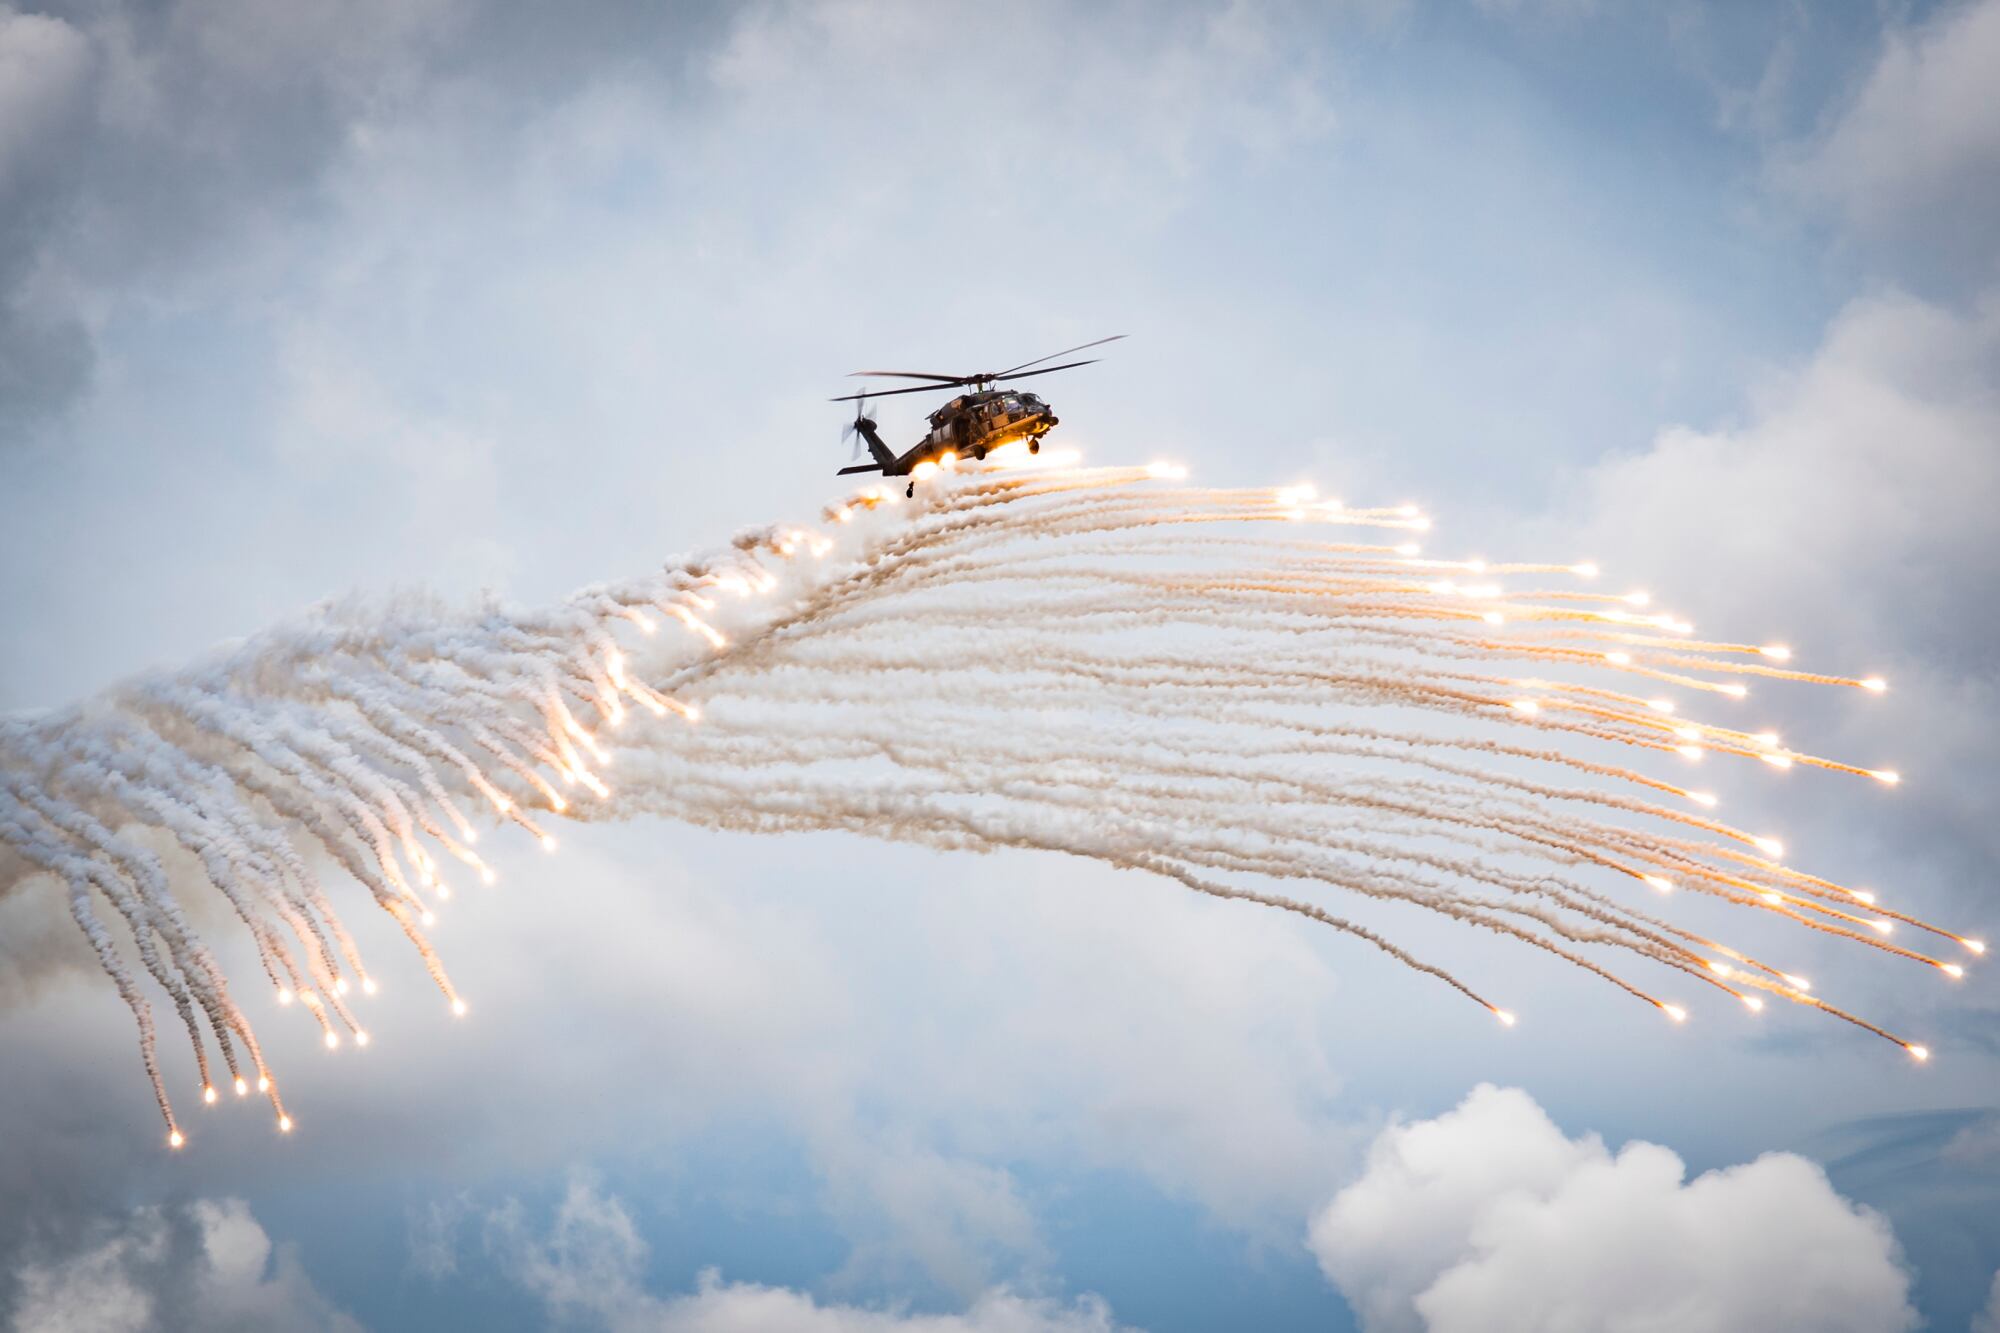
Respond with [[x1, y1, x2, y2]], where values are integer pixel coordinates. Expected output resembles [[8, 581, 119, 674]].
[[811, 1139, 1047, 1298], [0, 0, 1347, 435], [399, 836, 1355, 1292], [1558, 289, 2000, 939], [482, 1173, 1131, 1333], [1308, 1084, 1918, 1333], [406, 1194, 471, 1280], [15, 827, 1353, 1305], [11, 1220, 155, 1333], [705, 0, 1339, 189], [1973, 1269, 2000, 1333], [1779, 0, 2000, 276], [12, 3, 1992, 1322], [1568, 290, 2000, 657], [10, 1197, 359, 1333]]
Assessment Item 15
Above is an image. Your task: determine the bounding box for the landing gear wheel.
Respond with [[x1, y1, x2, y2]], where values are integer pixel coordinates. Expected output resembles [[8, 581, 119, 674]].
[[1028, 439, 1041, 455]]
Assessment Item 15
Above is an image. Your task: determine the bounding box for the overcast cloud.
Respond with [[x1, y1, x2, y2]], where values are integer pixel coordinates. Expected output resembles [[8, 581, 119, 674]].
[[3, 1, 1998, 1330], [1775, 0, 2000, 285]]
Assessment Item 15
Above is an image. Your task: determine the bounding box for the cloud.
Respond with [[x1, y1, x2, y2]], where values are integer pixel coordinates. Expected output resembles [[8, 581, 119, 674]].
[[9, 2, 1992, 1324], [0, 0, 1343, 439], [7, 1196, 359, 1332], [406, 1193, 472, 1281], [706, 0, 1338, 187], [414, 839, 1356, 1290], [1975, 1269, 2000, 1333], [1308, 1084, 1918, 1333], [0, 6, 94, 427], [1805, 1107, 2000, 1332], [480, 1172, 1131, 1333], [1466, 0, 1596, 19], [810, 1139, 1047, 1299], [1778, 0, 2000, 281], [1569, 290, 2000, 663], [0, 22, 1364, 1273], [0, 0, 497, 433], [0, 9, 89, 189], [1559, 289, 2000, 940], [0, 825, 1357, 1305]]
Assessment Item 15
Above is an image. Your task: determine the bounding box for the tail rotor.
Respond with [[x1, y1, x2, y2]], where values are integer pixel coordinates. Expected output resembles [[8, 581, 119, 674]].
[[841, 395, 877, 461]]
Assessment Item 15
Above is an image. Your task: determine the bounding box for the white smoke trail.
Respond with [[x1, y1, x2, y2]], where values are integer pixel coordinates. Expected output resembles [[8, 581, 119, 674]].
[[0, 453, 1971, 1148]]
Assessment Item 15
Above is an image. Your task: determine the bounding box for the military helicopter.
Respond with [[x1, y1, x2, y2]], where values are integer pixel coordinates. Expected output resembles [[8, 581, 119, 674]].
[[832, 335, 1123, 496]]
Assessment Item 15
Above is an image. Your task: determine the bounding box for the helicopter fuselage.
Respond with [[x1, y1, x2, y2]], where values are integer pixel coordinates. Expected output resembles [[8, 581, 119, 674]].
[[839, 388, 1058, 481], [832, 334, 1121, 492], [916, 389, 1057, 465]]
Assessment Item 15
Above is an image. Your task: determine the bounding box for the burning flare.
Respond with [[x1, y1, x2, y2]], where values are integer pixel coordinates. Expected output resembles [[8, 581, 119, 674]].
[[0, 457, 1961, 1147]]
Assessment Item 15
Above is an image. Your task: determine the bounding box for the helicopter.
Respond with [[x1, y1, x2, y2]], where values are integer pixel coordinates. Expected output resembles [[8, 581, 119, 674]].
[[832, 335, 1123, 496]]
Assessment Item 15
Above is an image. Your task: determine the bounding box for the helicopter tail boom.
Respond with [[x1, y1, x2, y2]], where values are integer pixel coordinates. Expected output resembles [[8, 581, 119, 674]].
[[841, 416, 900, 475]]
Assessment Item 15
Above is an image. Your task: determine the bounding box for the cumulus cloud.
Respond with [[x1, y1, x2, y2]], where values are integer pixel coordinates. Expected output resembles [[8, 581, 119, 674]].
[[810, 1139, 1047, 1298], [1308, 1084, 1917, 1333], [379, 835, 1353, 1294], [1561, 290, 2000, 932], [479, 1173, 1130, 1333], [0, 820, 1355, 1305], [1778, 0, 2000, 280], [1570, 291, 2000, 660], [1975, 1269, 2000, 1333], [7, 1196, 358, 1332]]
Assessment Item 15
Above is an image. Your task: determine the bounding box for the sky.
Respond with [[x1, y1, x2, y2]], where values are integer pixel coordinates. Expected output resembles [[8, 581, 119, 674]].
[[1, 0, 1998, 1329]]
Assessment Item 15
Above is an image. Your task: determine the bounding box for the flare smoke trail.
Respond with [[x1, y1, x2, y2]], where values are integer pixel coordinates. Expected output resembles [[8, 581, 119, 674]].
[[0, 446, 1977, 1148]]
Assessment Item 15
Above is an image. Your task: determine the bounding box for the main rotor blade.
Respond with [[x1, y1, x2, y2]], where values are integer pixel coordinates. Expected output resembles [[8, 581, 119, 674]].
[[991, 359, 1099, 384], [831, 380, 966, 402], [828, 359, 1103, 402], [844, 335, 1125, 384], [996, 334, 1125, 379]]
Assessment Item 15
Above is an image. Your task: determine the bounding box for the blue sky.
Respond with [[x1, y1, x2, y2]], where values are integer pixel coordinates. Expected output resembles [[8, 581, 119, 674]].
[[2, 1, 1998, 1329]]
